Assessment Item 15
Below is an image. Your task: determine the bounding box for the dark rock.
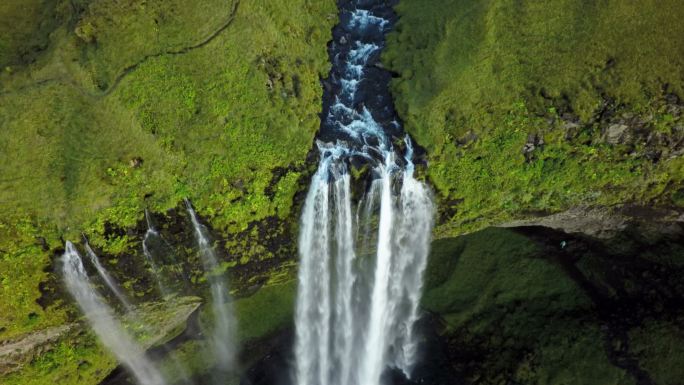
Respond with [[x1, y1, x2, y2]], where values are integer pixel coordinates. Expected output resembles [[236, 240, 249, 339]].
[[605, 123, 629, 145], [522, 133, 544, 162]]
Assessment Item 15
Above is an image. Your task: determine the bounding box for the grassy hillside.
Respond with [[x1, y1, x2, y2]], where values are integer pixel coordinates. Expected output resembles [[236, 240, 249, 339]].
[[385, 0, 684, 235], [0, 0, 334, 345]]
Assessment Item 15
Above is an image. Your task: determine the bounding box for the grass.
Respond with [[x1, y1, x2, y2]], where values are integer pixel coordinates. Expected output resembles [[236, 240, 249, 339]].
[[385, 0, 684, 236], [629, 320, 684, 385], [0, 0, 335, 345], [0, 0, 63, 68], [2, 332, 117, 385], [423, 228, 590, 328], [423, 228, 632, 384]]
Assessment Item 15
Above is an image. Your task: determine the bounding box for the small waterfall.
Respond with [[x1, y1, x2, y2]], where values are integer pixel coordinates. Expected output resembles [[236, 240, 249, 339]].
[[143, 210, 171, 297], [185, 200, 237, 373], [82, 238, 133, 312], [62, 242, 166, 385], [294, 1, 435, 385]]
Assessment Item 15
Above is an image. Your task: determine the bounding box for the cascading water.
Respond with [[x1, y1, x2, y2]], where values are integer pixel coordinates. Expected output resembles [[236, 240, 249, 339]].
[[82, 238, 134, 312], [294, 1, 434, 385], [185, 200, 237, 373], [143, 210, 172, 297], [62, 242, 166, 385]]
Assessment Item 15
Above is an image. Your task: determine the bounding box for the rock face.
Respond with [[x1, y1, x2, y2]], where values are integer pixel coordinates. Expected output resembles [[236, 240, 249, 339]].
[[0, 324, 74, 375], [501, 205, 684, 239], [0, 296, 201, 384], [605, 124, 629, 145]]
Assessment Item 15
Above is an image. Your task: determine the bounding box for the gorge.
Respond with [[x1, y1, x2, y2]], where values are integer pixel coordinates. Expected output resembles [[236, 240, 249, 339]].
[[294, 2, 433, 385], [1, 0, 684, 385]]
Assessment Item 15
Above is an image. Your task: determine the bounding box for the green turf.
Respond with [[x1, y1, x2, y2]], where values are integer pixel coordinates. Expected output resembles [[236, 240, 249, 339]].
[[385, 0, 684, 236], [0, 0, 335, 343]]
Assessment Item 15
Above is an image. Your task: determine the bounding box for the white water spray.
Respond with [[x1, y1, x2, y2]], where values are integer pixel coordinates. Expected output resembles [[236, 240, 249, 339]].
[[62, 242, 166, 385], [82, 239, 133, 312], [294, 3, 434, 385], [143, 210, 171, 297], [185, 200, 237, 372]]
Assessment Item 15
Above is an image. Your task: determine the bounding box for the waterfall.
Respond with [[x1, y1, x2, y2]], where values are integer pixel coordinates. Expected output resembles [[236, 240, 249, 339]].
[[143, 210, 171, 297], [62, 242, 166, 385], [82, 238, 133, 312], [185, 200, 237, 373], [294, 1, 434, 385]]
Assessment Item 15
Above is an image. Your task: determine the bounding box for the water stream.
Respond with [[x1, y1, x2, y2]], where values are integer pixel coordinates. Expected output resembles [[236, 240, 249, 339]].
[[82, 238, 134, 312], [62, 242, 166, 385], [142, 210, 175, 297], [293, 1, 434, 385], [185, 199, 237, 374]]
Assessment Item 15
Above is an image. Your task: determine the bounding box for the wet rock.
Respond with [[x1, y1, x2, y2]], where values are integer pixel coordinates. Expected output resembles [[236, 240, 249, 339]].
[[605, 123, 629, 145]]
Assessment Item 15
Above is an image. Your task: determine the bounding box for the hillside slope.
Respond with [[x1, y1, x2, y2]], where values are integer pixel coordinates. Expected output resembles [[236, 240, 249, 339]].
[[385, 0, 684, 235]]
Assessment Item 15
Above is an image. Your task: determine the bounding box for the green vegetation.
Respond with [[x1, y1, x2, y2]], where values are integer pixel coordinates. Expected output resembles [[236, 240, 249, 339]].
[[424, 228, 591, 328], [2, 331, 116, 385], [0, 0, 63, 68], [1, 296, 199, 385], [385, 0, 684, 236], [630, 321, 684, 385], [0, 0, 335, 344], [162, 281, 297, 382], [423, 228, 632, 384], [234, 280, 296, 341]]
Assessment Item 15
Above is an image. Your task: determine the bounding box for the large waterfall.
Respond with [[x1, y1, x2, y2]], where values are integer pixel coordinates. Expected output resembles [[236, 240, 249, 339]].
[[293, 1, 434, 385]]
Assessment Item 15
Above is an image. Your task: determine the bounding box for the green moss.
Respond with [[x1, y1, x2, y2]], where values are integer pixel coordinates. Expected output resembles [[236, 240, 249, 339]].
[[630, 320, 684, 385], [199, 279, 297, 346], [156, 339, 214, 382], [0, 0, 63, 68], [0, 0, 333, 333], [0, 244, 67, 340], [2, 331, 116, 385], [234, 280, 296, 341], [385, 0, 684, 236], [1, 296, 199, 385], [514, 325, 635, 385], [424, 228, 590, 328], [424, 228, 635, 384]]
